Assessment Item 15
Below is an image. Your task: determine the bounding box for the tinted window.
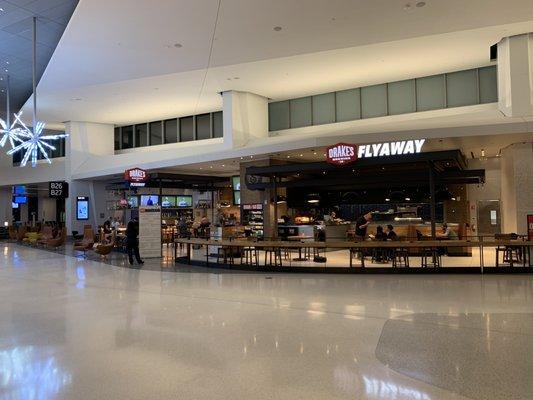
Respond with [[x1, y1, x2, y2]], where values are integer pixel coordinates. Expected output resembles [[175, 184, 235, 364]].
[[150, 121, 162, 145], [121, 125, 133, 149], [164, 119, 177, 143], [180, 116, 194, 142], [213, 111, 223, 138], [135, 124, 148, 147], [196, 114, 211, 140]]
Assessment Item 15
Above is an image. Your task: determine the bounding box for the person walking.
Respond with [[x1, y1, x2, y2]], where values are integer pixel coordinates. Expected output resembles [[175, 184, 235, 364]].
[[126, 218, 144, 266]]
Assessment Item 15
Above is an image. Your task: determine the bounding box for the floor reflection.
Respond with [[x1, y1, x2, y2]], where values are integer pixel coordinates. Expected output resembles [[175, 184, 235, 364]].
[[0, 346, 72, 400]]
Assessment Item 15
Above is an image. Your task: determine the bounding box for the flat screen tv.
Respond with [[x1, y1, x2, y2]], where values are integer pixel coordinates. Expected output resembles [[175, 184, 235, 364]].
[[176, 195, 192, 208], [140, 195, 159, 206], [13, 186, 26, 195], [14, 196, 27, 204], [127, 195, 139, 208], [161, 196, 176, 208]]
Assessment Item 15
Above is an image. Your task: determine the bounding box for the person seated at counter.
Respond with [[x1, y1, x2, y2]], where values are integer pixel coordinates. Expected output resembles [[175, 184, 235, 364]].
[[386, 225, 398, 241], [437, 222, 458, 240], [355, 212, 372, 239], [369, 225, 387, 241]]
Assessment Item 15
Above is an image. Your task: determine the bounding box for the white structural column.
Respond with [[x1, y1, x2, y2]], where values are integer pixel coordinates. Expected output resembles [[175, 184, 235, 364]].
[[64, 121, 115, 233], [222, 90, 269, 148], [497, 33, 533, 117], [500, 142, 533, 235]]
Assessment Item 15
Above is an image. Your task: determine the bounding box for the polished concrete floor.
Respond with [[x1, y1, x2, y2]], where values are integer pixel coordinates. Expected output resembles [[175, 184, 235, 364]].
[[1, 242, 533, 400]]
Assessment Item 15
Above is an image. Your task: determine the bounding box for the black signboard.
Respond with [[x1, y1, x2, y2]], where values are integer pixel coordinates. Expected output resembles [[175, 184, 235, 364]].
[[49, 181, 69, 199]]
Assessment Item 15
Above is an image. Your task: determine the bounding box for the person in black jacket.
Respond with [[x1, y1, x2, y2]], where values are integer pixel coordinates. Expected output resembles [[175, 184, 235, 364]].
[[126, 218, 144, 266]]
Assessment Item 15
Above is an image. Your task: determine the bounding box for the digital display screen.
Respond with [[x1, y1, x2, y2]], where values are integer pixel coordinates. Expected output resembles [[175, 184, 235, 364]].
[[12, 202, 19, 209], [176, 195, 192, 208], [14, 196, 27, 204], [140, 195, 159, 206], [161, 196, 176, 208], [233, 191, 241, 205], [13, 186, 26, 195], [76, 196, 89, 220], [232, 176, 241, 191], [127, 196, 139, 208]]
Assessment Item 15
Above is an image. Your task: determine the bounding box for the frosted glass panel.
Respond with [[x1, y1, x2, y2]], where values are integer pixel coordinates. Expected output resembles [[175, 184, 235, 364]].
[[446, 69, 478, 107], [336, 89, 360, 122], [388, 80, 416, 115], [312, 93, 335, 125], [479, 66, 497, 103], [290, 97, 312, 128], [416, 75, 445, 111], [268, 101, 289, 131], [361, 84, 387, 118]]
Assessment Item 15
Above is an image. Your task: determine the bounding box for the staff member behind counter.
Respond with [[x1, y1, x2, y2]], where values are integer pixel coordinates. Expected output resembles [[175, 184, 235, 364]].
[[355, 212, 372, 239]]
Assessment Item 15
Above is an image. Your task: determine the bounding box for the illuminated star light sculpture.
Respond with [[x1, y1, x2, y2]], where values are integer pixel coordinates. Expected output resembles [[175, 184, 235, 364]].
[[0, 111, 24, 149], [6, 112, 68, 168]]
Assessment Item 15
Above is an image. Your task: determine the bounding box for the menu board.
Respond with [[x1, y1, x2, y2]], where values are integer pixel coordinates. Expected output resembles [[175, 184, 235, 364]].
[[139, 206, 162, 258]]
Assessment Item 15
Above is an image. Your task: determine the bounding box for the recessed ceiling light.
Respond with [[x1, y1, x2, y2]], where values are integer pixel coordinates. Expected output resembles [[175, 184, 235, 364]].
[[174, 43, 182, 48], [233, 77, 239, 80], [385, 198, 390, 202], [70, 97, 83, 101], [5, 61, 8, 65], [209, 166, 213, 169], [299, 154, 303, 157], [286, 155, 290, 158], [405, 197, 411, 201], [0, 8, 4, 12], [273, 26, 282, 31], [416, 1, 426, 7], [221, 164, 225, 167], [323, 153, 326, 156]]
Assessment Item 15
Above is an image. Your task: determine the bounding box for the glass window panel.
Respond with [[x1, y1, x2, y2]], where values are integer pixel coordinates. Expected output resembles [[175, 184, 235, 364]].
[[196, 113, 211, 140], [290, 97, 312, 128], [213, 111, 223, 138], [416, 75, 445, 111], [134, 124, 148, 147], [180, 116, 194, 142], [446, 69, 478, 107], [164, 119, 177, 144], [387, 80, 416, 115], [479, 66, 498, 104], [312, 92, 335, 125], [268, 101, 289, 131], [150, 121, 162, 145], [121, 125, 133, 149], [335, 88, 361, 122], [114, 127, 120, 150], [361, 84, 387, 118]]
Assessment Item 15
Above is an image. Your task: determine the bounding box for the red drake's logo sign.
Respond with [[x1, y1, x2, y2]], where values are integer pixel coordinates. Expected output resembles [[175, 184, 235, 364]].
[[326, 143, 358, 165], [124, 168, 149, 184]]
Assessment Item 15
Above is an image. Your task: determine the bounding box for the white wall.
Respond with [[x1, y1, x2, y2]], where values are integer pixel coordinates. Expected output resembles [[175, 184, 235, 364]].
[[500, 142, 533, 234]]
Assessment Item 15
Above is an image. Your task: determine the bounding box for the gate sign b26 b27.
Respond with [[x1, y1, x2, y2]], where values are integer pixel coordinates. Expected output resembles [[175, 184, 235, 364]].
[[124, 167, 149, 187], [326, 143, 357, 165]]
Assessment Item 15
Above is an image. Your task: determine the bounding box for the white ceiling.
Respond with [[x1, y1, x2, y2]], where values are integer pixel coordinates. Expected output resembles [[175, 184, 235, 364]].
[[22, 0, 533, 127]]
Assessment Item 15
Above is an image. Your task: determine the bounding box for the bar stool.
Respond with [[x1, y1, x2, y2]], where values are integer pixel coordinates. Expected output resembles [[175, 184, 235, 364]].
[[264, 247, 283, 267], [349, 248, 365, 268], [241, 246, 259, 267], [217, 246, 234, 265], [421, 247, 441, 268], [392, 247, 409, 268], [496, 245, 522, 267]]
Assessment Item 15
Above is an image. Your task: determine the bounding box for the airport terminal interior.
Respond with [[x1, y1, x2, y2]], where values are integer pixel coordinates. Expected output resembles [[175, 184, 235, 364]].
[[0, 0, 532, 399]]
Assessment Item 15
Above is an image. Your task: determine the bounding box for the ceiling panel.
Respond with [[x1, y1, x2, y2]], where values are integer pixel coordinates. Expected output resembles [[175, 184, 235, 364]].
[[0, 0, 79, 120]]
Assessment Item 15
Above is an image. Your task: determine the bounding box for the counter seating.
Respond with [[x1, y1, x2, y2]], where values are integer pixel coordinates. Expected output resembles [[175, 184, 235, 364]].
[[495, 233, 524, 267]]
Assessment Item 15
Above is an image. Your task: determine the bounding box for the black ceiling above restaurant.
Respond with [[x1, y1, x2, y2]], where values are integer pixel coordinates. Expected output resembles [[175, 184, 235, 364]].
[[0, 0, 79, 120]]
